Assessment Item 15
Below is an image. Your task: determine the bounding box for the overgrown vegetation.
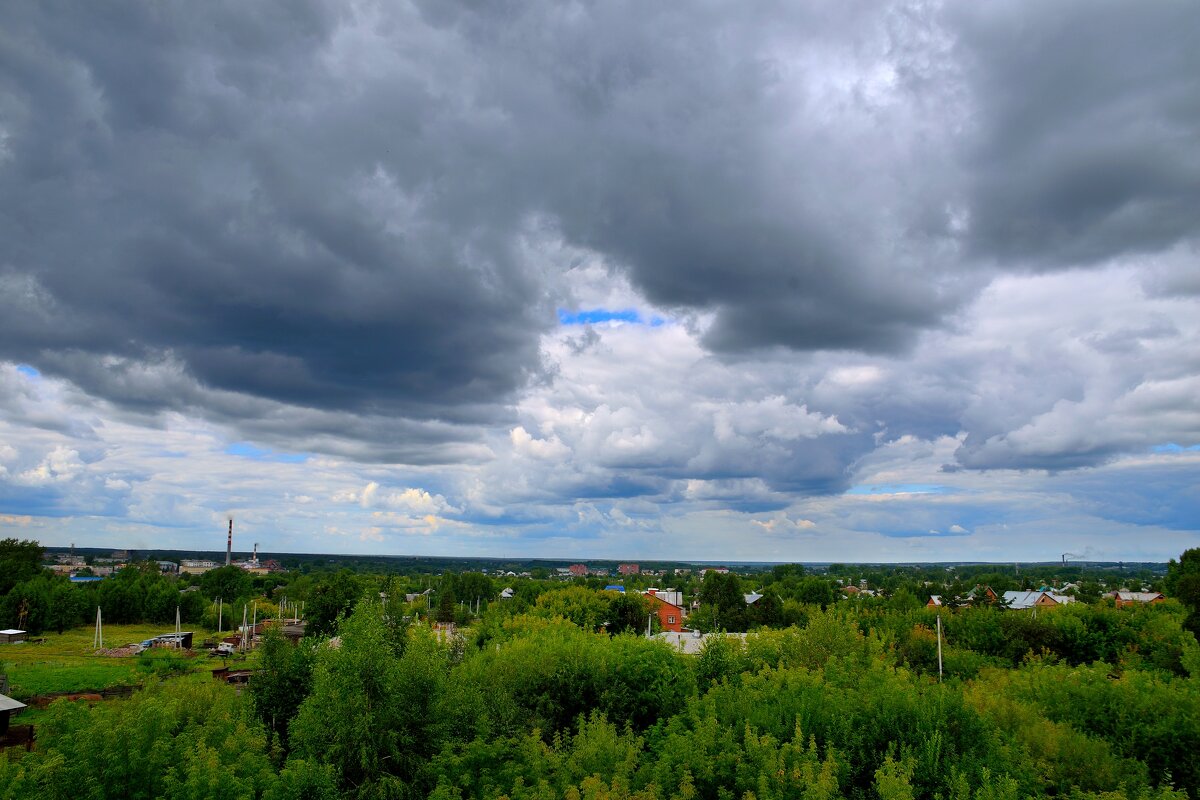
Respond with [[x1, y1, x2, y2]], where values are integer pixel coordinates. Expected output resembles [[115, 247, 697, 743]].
[[3, 593, 1198, 799]]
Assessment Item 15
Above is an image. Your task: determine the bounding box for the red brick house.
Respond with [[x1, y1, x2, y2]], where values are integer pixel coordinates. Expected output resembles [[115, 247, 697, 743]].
[[645, 591, 685, 633]]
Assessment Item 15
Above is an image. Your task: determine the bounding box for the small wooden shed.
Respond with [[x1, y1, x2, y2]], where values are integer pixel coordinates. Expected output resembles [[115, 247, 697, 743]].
[[0, 630, 26, 645]]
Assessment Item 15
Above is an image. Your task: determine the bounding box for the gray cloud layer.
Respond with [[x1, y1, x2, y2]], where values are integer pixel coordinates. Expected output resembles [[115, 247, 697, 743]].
[[2, 0, 1199, 487]]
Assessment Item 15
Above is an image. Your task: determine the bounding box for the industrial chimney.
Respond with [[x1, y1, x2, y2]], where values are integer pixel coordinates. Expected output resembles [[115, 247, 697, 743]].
[[226, 519, 233, 566]]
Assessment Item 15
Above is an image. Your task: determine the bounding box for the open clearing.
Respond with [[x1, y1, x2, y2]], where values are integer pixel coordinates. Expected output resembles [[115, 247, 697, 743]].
[[0, 624, 228, 699]]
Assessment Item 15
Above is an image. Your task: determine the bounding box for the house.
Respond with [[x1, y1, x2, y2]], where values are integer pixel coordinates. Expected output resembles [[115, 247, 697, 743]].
[[0, 694, 25, 736], [180, 559, 219, 575], [645, 592, 686, 632], [927, 595, 944, 608], [499, 587, 514, 600], [144, 631, 195, 649], [963, 585, 998, 604], [743, 592, 763, 605], [1107, 591, 1165, 607], [702, 566, 730, 575], [604, 585, 626, 593], [280, 621, 307, 643], [1002, 591, 1074, 610], [646, 589, 684, 608], [618, 563, 640, 575], [0, 630, 26, 645], [568, 564, 589, 577]]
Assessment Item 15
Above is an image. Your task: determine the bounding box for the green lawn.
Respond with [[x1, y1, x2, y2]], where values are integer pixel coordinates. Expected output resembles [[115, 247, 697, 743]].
[[0, 623, 226, 700]]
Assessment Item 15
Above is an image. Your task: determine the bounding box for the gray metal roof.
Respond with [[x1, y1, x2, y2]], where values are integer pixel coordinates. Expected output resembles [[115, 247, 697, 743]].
[[0, 694, 27, 713]]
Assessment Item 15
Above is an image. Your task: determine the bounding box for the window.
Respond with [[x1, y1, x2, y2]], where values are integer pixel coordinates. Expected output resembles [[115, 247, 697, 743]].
[[667, 616, 676, 624]]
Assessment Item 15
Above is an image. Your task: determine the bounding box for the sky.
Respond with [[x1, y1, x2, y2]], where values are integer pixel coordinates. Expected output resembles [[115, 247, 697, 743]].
[[1, 0, 1198, 562]]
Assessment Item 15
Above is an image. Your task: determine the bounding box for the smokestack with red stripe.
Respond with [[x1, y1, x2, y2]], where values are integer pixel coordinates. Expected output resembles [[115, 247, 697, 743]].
[[226, 519, 232, 566]]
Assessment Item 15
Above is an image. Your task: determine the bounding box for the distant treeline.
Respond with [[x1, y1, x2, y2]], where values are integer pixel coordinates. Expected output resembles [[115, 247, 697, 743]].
[[2, 536, 1183, 639]]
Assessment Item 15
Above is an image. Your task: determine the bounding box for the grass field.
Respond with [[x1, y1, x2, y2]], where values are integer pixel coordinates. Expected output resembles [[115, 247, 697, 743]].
[[0, 624, 228, 700]]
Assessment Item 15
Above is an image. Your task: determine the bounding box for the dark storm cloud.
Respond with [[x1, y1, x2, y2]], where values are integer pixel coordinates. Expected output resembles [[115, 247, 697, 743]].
[[2, 0, 1198, 464], [953, 1, 1200, 269], [0, 1, 547, 429]]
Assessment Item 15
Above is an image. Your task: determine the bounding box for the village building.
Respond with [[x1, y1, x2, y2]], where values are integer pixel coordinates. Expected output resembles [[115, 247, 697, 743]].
[[1107, 591, 1165, 607], [0, 693, 27, 736], [1002, 590, 1075, 610], [963, 585, 998, 604], [645, 589, 686, 632], [180, 559, 220, 575]]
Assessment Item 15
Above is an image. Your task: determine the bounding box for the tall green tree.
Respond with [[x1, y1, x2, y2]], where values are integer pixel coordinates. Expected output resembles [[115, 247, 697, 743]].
[[304, 570, 362, 636], [0, 538, 45, 596], [290, 601, 447, 798], [698, 571, 747, 631], [534, 586, 611, 631], [607, 591, 649, 636], [199, 565, 253, 605], [1165, 548, 1200, 635], [249, 625, 315, 752]]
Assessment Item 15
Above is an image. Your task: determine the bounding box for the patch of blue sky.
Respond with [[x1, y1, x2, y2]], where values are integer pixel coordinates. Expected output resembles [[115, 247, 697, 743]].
[[557, 308, 666, 327], [845, 483, 947, 496], [225, 442, 308, 463], [0, 485, 71, 517], [882, 527, 972, 538], [15, 364, 40, 379], [1151, 443, 1200, 453]]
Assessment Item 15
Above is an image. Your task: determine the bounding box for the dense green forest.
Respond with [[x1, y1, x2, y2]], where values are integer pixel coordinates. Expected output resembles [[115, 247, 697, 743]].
[[3, 541, 1200, 800]]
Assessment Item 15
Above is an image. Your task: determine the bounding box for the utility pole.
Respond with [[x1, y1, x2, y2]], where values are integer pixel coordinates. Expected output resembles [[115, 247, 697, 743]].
[[218, 598, 223, 633], [94, 606, 104, 649]]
